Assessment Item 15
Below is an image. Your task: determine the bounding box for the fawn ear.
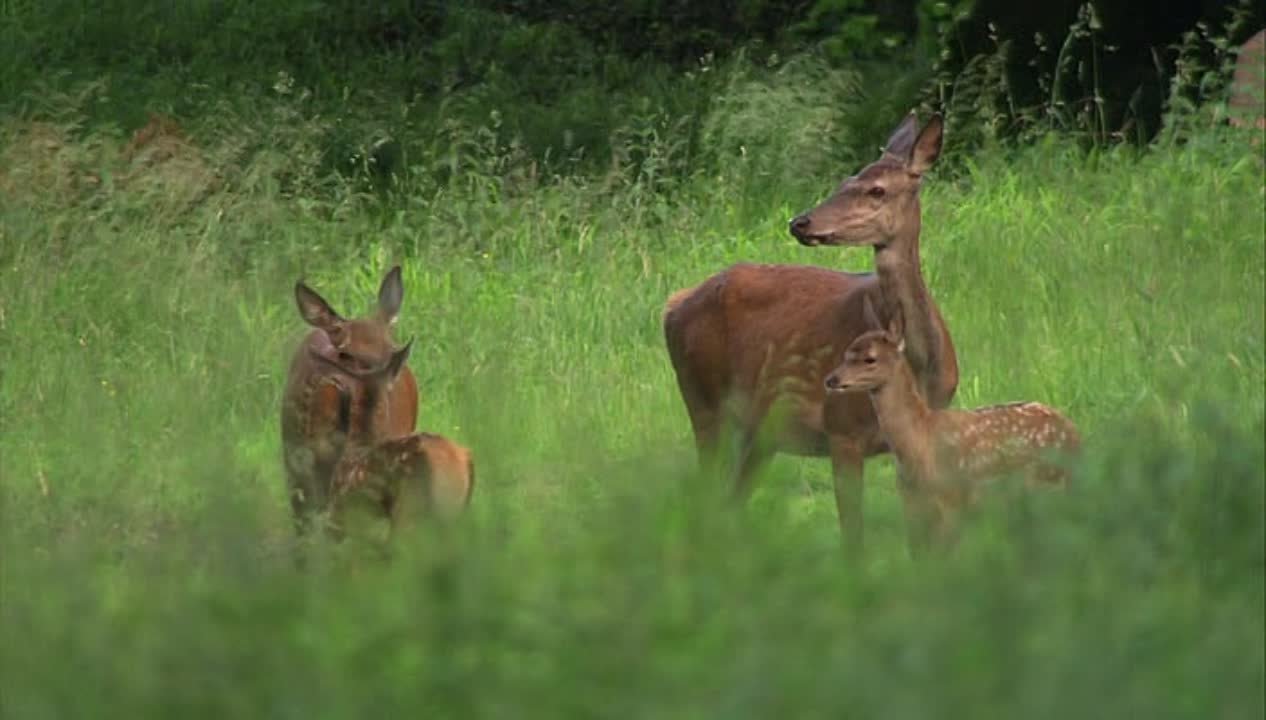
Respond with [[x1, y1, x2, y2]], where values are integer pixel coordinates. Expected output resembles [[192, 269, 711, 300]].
[[887, 306, 906, 352], [377, 265, 404, 325], [295, 282, 343, 331], [861, 294, 883, 331], [907, 113, 943, 176], [882, 111, 920, 161], [385, 338, 413, 380]]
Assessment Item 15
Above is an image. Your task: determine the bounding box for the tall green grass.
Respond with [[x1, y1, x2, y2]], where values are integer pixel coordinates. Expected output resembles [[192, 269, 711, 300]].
[[1, 85, 1263, 717]]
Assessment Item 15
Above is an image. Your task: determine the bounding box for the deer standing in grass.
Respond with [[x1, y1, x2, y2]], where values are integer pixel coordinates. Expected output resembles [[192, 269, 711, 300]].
[[824, 303, 1079, 551], [280, 266, 420, 536], [663, 112, 958, 557], [308, 342, 475, 543]]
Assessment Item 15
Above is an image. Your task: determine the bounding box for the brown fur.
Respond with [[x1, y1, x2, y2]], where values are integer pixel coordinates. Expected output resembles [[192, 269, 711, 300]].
[[662, 113, 958, 556], [122, 112, 188, 166], [280, 266, 420, 535], [330, 433, 475, 542], [314, 339, 474, 543], [827, 323, 1079, 554], [1229, 29, 1266, 133]]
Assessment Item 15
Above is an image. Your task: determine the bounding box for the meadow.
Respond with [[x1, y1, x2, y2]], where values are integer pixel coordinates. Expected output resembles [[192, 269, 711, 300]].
[[1, 47, 1264, 719]]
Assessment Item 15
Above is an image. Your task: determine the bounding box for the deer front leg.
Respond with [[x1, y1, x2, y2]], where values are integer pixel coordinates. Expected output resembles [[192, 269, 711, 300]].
[[895, 463, 936, 560], [930, 496, 964, 552], [828, 437, 866, 559]]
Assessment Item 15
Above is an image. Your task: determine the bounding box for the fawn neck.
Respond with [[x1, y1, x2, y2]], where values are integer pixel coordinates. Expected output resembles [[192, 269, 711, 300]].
[[873, 209, 939, 377], [343, 380, 388, 449], [869, 358, 934, 466]]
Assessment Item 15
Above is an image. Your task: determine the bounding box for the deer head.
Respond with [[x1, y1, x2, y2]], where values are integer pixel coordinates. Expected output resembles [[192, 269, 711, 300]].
[[309, 338, 415, 443], [824, 299, 906, 393], [295, 266, 407, 374], [789, 112, 943, 248]]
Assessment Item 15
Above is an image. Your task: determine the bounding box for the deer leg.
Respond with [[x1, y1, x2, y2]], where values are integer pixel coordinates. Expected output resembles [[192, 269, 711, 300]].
[[931, 499, 963, 552], [828, 438, 866, 558], [731, 427, 774, 503], [895, 464, 936, 560], [690, 410, 723, 480], [285, 465, 324, 538], [675, 375, 724, 480]]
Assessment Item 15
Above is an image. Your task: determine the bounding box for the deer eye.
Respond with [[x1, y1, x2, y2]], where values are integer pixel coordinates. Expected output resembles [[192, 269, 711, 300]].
[[867, 186, 885, 198], [864, 356, 877, 365]]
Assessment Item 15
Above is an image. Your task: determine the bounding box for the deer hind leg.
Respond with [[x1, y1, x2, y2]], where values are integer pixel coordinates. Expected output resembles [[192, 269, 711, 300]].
[[731, 425, 775, 503], [828, 437, 866, 559], [673, 373, 724, 479], [690, 409, 723, 480]]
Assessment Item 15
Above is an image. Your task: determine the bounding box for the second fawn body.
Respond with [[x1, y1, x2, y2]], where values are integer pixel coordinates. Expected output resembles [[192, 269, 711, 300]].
[[825, 308, 1079, 552]]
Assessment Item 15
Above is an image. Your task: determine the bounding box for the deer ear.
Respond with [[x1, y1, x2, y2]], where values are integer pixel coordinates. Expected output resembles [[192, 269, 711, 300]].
[[295, 282, 342, 330], [377, 265, 404, 325], [887, 306, 906, 346], [882, 111, 919, 161], [907, 113, 943, 175], [385, 338, 413, 380], [861, 294, 883, 331]]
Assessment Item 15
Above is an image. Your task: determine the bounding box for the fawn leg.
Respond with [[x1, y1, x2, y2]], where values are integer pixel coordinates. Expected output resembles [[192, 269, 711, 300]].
[[895, 464, 937, 560], [829, 437, 866, 560], [932, 499, 964, 552]]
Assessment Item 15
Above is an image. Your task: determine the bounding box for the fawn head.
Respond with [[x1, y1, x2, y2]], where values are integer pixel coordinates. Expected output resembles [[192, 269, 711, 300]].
[[295, 266, 407, 373], [825, 298, 906, 393], [789, 112, 943, 248], [310, 337, 415, 441]]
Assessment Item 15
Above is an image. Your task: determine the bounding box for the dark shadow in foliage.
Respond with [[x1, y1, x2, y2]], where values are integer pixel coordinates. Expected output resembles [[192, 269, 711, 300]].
[[931, 0, 1266, 145]]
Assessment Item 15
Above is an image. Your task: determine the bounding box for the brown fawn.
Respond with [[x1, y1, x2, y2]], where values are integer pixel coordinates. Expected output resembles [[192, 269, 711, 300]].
[[824, 301, 1079, 553], [307, 342, 475, 543], [663, 112, 958, 556], [280, 266, 420, 536]]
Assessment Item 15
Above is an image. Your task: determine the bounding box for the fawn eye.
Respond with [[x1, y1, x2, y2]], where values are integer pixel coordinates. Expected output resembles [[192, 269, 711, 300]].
[[867, 186, 885, 198]]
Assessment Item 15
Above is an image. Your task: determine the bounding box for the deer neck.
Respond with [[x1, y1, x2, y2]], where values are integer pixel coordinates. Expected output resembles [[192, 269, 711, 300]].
[[868, 360, 933, 467], [345, 381, 388, 448], [873, 210, 940, 380]]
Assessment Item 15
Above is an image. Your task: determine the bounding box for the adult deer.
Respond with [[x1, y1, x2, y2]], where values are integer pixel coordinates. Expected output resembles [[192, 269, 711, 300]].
[[307, 342, 475, 543], [825, 305, 1078, 551], [663, 112, 957, 557], [280, 266, 419, 536]]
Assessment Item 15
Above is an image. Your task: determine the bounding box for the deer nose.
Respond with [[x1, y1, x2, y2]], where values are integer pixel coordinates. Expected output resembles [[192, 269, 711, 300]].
[[824, 374, 841, 391], [789, 215, 811, 238]]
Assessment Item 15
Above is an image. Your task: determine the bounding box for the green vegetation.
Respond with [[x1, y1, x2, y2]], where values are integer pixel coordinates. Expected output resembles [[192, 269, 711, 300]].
[[1, 2, 1263, 718]]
